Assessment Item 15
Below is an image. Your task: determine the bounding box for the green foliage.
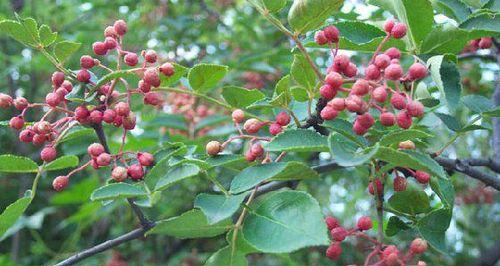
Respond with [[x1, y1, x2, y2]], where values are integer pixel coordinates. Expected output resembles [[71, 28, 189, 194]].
[[90, 183, 147, 201], [0, 191, 32, 240], [0, 155, 38, 173], [266, 129, 329, 152], [388, 185, 431, 215], [328, 133, 379, 166], [188, 64, 228, 93], [44, 155, 79, 171], [53, 41, 81, 63], [222, 86, 266, 108], [417, 208, 452, 253], [195, 192, 250, 224], [427, 55, 462, 111], [205, 246, 248, 266], [287, 0, 344, 34]]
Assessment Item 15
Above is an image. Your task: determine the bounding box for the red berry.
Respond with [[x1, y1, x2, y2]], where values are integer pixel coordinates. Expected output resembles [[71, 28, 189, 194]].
[[138, 80, 151, 93], [61, 80, 73, 92], [243, 118, 263, 134], [123, 113, 136, 130], [382, 245, 400, 266], [51, 72, 65, 87], [96, 153, 112, 166], [368, 179, 383, 195], [89, 110, 103, 124], [9, 116, 24, 130], [380, 112, 396, 126], [55, 87, 68, 99], [137, 152, 154, 166], [127, 164, 144, 180], [384, 63, 403, 80], [345, 95, 365, 113], [159, 62, 175, 77], [250, 143, 264, 157], [314, 31, 328, 45], [393, 176, 407, 192], [124, 53, 138, 66], [245, 150, 257, 162], [80, 55, 95, 69], [351, 79, 370, 96], [144, 50, 157, 63], [357, 113, 375, 128], [144, 92, 163, 106], [365, 64, 381, 80], [333, 55, 350, 71], [374, 54, 391, 69], [114, 20, 128, 35], [408, 63, 427, 80], [275, 111, 291, 126], [330, 227, 347, 242], [112, 166, 128, 182], [32, 134, 46, 146], [232, 109, 245, 123], [326, 243, 342, 260], [406, 100, 424, 117], [478, 37, 492, 49], [391, 23, 407, 39], [324, 26, 340, 43], [385, 47, 401, 59], [343, 63, 358, 78], [410, 238, 428, 254], [52, 175, 69, 192], [329, 98, 345, 111], [75, 106, 90, 120], [45, 92, 61, 107], [269, 122, 283, 135], [384, 19, 395, 33], [320, 106, 338, 120], [35, 121, 52, 134], [19, 129, 34, 142], [143, 68, 161, 87], [104, 37, 118, 50], [0, 93, 13, 108], [104, 26, 117, 37], [325, 216, 340, 230], [372, 86, 387, 102], [77, 69, 91, 83], [325, 72, 343, 89], [88, 143, 105, 157], [357, 216, 373, 231], [115, 102, 130, 116], [396, 111, 412, 129], [353, 120, 368, 135], [206, 141, 221, 156], [320, 84, 337, 100], [391, 93, 407, 110], [41, 146, 57, 162], [103, 109, 117, 123], [415, 171, 430, 184], [92, 41, 108, 56]]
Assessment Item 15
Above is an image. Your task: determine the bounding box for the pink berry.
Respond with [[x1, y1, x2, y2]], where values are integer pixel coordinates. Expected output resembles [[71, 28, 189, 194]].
[[9, 116, 24, 130], [393, 176, 407, 192], [88, 143, 105, 157], [112, 166, 128, 182], [89, 110, 103, 124], [329, 98, 345, 111], [45, 92, 61, 107], [320, 84, 337, 100], [113, 20, 128, 35], [382, 245, 400, 266], [19, 129, 34, 142], [143, 68, 161, 87], [406, 100, 424, 117], [343, 63, 358, 78], [275, 111, 291, 126], [408, 63, 427, 80], [32, 134, 46, 146], [385, 47, 401, 59], [77, 69, 91, 83], [127, 164, 144, 180], [124, 53, 138, 66], [396, 111, 412, 129], [391, 93, 407, 110], [325, 216, 340, 230], [144, 92, 163, 106], [357, 216, 373, 231], [372, 86, 387, 102], [384, 63, 403, 80], [351, 79, 370, 96], [333, 55, 350, 71], [250, 143, 264, 157], [243, 118, 263, 134], [61, 80, 73, 92], [374, 54, 391, 69], [345, 95, 364, 113], [357, 113, 375, 128], [144, 50, 157, 63], [55, 87, 68, 99], [478, 37, 492, 49], [138, 80, 151, 93], [384, 19, 395, 33], [415, 171, 430, 184], [320, 106, 338, 120], [330, 227, 347, 242], [391, 23, 407, 39], [51, 72, 65, 87], [380, 112, 396, 126], [41, 146, 57, 162], [245, 150, 257, 162], [96, 153, 112, 166], [138, 152, 154, 166], [123, 113, 136, 130], [75, 106, 90, 120], [325, 72, 343, 89], [269, 122, 283, 135], [324, 26, 340, 43], [368, 179, 383, 195], [232, 109, 245, 123], [52, 175, 69, 192], [314, 31, 328, 45], [0, 93, 13, 108], [104, 37, 117, 50], [353, 120, 368, 135], [80, 55, 95, 69], [159, 62, 175, 77], [115, 102, 130, 116], [104, 26, 117, 38], [103, 109, 117, 123], [410, 238, 428, 254], [92, 41, 108, 56], [365, 64, 381, 80], [326, 243, 342, 260], [35, 121, 51, 134]]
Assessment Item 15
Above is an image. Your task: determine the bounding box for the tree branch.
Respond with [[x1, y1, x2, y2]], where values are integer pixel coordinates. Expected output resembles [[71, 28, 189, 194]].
[[434, 157, 500, 190], [471, 241, 500, 266]]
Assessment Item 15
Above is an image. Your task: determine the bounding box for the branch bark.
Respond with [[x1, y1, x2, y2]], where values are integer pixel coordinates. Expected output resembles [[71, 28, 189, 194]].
[[434, 157, 500, 190]]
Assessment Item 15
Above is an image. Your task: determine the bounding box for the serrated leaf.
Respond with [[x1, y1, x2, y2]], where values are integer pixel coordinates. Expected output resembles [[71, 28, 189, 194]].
[[205, 246, 248, 266], [147, 209, 231, 238], [417, 208, 452, 253], [460, 11, 500, 33], [229, 162, 318, 194], [0, 19, 37, 46], [263, 0, 287, 12], [433, 0, 471, 23], [0, 192, 32, 239], [390, 0, 435, 51], [38, 24, 57, 47], [222, 86, 266, 108], [374, 148, 447, 179], [430, 177, 455, 207], [434, 112, 462, 131], [44, 155, 79, 171], [154, 164, 200, 191], [388, 186, 430, 215], [271, 75, 292, 107], [328, 21, 386, 45], [243, 191, 329, 252], [427, 55, 462, 111], [266, 129, 329, 152], [287, 0, 344, 34], [0, 155, 38, 173], [94, 70, 137, 89], [328, 133, 379, 167], [379, 129, 432, 146], [421, 24, 490, 54], [385, 216, 411, 237], [159, 63, 188, 86], [462, 95, 495, 113], [54, 41, 81, 63], [90, 183, 147, 201], [291, 54, 317, 91], [195, 192, 250, 224], [188, 64, 228, 93], [206, 154, 245, 167]]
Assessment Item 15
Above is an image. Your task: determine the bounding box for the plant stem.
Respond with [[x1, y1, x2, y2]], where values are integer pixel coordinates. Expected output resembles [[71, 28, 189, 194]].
[[231, 185, 259, 259]]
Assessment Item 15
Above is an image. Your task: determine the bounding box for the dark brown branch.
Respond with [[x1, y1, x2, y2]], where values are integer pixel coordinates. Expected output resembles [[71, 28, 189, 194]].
[[434, 157, 500, 190], [300, 97, 330, 136], [458, 53, 496, 61]]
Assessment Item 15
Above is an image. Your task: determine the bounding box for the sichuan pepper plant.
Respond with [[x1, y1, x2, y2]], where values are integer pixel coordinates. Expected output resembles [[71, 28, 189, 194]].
[[0, 1, 499, 265]]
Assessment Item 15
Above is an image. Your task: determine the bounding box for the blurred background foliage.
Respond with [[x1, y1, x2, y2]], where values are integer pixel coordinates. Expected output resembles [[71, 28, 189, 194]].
[[0, 0, 498, 265]]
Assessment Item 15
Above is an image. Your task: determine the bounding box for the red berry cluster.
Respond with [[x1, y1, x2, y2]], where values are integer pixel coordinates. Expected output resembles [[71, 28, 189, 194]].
[[316, 21, 428, 135], [462, 37, 493, 53], [324, 216, 428, 264]]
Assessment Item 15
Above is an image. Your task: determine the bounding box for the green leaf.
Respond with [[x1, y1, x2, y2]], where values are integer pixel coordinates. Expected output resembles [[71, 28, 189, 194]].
[[154, 164, 200, 191], [379, 129, 432, 146], [291, 86, 309, 102], [462, 95, 495, 113], [0, 19, 37, 46], [271, 75, 292, 107], [226, 230, 260, 255], [388, 186, 430, 215], [44, 155, 79, 171], [328, 133, 379, 167], [159, 63, 188, 86], [433, 0, 471, 23], [385, 216, 411, 237], [291, 54, 317, 91], [188, 64, 228, 93], [287, 0, 344, 34], [147, 209, 231, 238], [205, 246, 248, 266], [417, 208, 452, 253], [206, 154, 245, 167], [390, 0, 435, 51], [330, 21, 386, 45], [90, 183, 147, 201], [427, 55, 462, 111], [38, 24, 57, 47], [421, 24, 490, 54], [323, 118, 368, 147], [60, 127, 95, 143], [195, 192, 250, 224], [374, 148, 447, 179], [266, 129, 329, 152], [222, 86, 266, 108], [460, 11, 500, 33], [243, 191, 329, 252], [0, 155, 38, 173], [263, 0, 288, 13], [94, 70, 137, 89], [430, 177, 455, 207], [434, 112, 462, 131], [0, 191, 32, 239], [148, 113, 188, 131], [53, 41, 81, 63], [229, 162, 318, 194]]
